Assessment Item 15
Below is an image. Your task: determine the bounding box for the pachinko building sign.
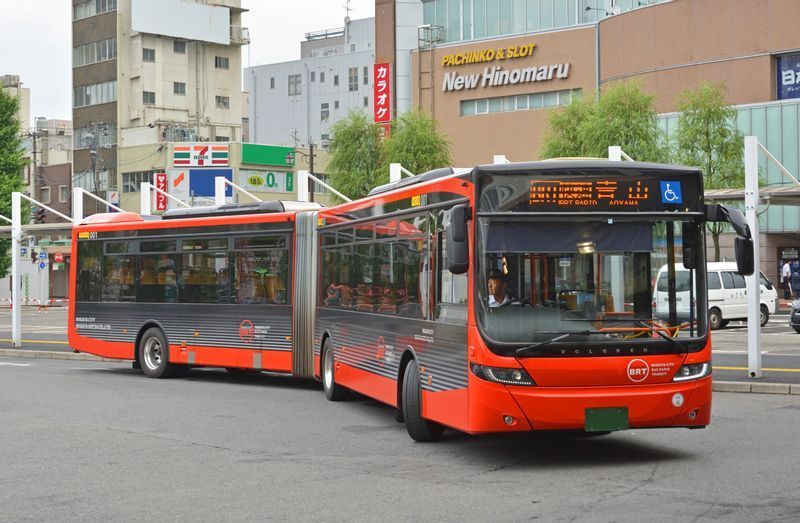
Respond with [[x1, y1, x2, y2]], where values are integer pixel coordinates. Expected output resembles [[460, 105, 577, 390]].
[[439, 43, 570, 92]]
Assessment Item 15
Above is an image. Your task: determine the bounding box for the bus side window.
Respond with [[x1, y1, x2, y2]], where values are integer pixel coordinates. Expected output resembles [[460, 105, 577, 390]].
[[434, 208, 467, 324], [76, 241, 102, 302], [137, 254, 178, 303], [232, 238, 289, 305]]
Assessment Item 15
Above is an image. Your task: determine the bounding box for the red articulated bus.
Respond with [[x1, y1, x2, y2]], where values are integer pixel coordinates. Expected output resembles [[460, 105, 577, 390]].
[[68, 161, 754, 441]]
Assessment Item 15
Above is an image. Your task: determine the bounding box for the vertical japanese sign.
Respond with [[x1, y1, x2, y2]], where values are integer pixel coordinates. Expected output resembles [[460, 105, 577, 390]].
[[373, 63, 392, 131], [155, 172, 168, 211]]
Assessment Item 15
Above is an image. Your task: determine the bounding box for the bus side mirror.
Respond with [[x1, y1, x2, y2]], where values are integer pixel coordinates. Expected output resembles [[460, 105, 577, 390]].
[[735, 236, 754, 276], [446, 204, 470, 274], [682, 222, 699, 270]]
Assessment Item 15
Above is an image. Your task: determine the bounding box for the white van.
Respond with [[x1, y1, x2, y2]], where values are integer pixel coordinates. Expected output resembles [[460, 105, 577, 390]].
[[653, 262, 777, 330]]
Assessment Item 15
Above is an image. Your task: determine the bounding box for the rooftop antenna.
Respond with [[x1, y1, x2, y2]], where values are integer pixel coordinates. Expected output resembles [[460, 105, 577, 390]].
[[343, 0, 352, 19]]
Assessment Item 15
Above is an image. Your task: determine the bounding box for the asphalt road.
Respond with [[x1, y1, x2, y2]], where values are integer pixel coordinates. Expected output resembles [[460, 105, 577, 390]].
[[1, 357, 799, 521], [1, 308, 799, 383]]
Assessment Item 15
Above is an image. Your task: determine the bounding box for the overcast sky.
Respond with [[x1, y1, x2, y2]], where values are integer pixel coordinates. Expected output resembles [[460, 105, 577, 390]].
[[0, 0, 375, 128]]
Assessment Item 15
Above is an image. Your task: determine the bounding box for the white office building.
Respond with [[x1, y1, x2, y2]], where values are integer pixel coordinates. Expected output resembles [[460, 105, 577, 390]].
[[245, 17, 375, 147]]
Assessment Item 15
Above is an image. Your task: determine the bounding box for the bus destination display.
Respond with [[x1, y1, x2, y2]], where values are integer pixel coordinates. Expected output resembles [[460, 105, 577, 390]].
[[527, 177, 692, 211]]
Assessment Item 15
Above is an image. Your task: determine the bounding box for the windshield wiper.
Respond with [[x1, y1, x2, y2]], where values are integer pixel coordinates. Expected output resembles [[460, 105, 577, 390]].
[[516, 331, 593, 357], [634, 320, 689, 354]]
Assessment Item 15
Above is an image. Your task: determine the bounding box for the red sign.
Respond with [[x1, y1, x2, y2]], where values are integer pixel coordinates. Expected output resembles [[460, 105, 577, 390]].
[[373, 63, 392, 123], [54, 252, 64, 263], [155, 172, 168, 211]]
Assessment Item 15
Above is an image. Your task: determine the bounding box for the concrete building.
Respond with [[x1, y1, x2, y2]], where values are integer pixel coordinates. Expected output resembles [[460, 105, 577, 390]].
[[71, 0, 248, 207], [372, 0, 800, 284], [245, 17, 376, 147], [1, 74, 31, 129]]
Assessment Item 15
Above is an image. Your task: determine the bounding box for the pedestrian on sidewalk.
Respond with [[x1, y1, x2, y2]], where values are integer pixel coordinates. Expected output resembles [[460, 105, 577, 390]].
[[791, 271, 800, 301], [782, 260, 792, 299]]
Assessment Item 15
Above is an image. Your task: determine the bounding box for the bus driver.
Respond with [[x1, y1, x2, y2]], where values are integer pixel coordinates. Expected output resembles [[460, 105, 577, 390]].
[[487, 270, 512, 307]]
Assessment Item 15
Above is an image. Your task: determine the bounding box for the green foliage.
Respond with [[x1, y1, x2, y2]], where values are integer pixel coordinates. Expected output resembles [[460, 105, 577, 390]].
[[381, 111, 452, 174], [673, 83, 744, 261], [326, 110, 452, 202], [326, 110, 384, 202], [539, 82, 668, 162], [0, 89, 26, 278]]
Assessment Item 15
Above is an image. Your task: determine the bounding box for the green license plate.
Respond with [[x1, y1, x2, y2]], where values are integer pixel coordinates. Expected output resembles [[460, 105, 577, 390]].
[[585, 407, 629, 432]]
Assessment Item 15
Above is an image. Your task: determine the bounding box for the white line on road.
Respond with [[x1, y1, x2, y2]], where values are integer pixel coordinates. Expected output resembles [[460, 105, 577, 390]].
[[0, 362, 32, 367]]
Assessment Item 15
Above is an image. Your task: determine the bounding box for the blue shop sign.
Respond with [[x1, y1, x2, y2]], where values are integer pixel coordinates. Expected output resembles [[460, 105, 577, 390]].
[[777, 54, 800, 100]]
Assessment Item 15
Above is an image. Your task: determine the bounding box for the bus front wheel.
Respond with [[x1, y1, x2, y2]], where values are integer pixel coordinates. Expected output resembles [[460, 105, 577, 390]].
[[138, 327, 187, 379], [401, 358, 444, 442], [322, 338, 348, 401]]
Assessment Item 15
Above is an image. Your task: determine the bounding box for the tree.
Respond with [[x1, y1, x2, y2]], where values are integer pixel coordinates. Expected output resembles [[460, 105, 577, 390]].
[[540, 82, 668, 162], [674, 83, 744, 261], [0, 89, 27, 278], [326, 110, 384, 201], [381, 110, 452, 175]]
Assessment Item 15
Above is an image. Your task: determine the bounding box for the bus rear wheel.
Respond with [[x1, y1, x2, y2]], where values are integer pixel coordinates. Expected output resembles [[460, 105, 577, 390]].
[[322, 338, 348, 401], [401, 358, 444, 442], [139, 327, 186, 379]]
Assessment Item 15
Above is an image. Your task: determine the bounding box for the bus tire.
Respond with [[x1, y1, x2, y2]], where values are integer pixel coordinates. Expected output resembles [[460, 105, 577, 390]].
[[708, 308, 723, 330], [401, 358, 444, 442], [322, 338, 348, 401], [138, 327, 184, 379], [760, 305, 769, 327]]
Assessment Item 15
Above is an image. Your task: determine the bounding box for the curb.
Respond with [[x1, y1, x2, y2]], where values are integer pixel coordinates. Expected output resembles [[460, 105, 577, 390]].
[[0, 348, 123, 363], [713, 381, 800, 395]]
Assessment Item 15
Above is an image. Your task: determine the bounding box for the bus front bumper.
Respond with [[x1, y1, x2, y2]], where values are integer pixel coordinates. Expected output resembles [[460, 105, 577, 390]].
[[468, 375, 711, 433]]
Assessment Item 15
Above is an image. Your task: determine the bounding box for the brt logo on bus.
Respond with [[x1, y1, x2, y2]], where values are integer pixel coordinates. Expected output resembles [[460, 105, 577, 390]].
[[627, 359, 650, 383]]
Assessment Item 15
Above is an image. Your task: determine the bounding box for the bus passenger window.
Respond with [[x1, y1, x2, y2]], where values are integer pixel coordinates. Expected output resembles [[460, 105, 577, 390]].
[[76, 241, 102, 302], [102, 254, 135, 302], [179, 251, 230, 303], [137, 254, 178, 303], [233, 250, 289, 304]]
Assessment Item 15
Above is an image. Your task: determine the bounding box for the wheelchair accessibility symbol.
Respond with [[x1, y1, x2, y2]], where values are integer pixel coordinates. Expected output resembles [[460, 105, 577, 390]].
[[660, 181, 683, 204]]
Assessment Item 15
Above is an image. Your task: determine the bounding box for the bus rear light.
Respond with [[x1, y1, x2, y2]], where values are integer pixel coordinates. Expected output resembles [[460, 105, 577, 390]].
[[471, 363, 535, 386], [672, 362, 711, 382]]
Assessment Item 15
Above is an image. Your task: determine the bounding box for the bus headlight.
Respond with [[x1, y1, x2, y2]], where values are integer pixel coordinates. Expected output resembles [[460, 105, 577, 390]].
[[471, 363, 536, 386], [672, 362, 711, 382]]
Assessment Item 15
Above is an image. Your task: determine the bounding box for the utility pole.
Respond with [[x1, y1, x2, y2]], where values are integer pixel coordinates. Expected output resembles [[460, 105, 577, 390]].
[[308, 140, 315, 203], [83, 121, 108, 214]]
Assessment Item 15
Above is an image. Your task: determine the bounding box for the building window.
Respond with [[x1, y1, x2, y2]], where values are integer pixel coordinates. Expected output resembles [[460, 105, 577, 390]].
[[73, 80, 117, 108], [459, 89, 582, 116], [40, 187, 51, 204], [142, 48, 155, 62], [215, 56, 230, 69], [59, 185, 69, 203], [72, 0, 117, 21], [310, 71, 315, 82], [363, 96, 369, 107], [270, 77, 275, 89], [173, 82, 186, 95], [333, 75, 339, 86], [122, 171, 154, 193], [348, 67, 358, 91], [74, 123, 117, 149], [320, 72, 325, 83], [288, 74, 302, 96], [215, 136, 229, 142], [73, 37, 117, 67], [363, 66, 369, 85], [174, 40, 186, 54], [334, 100, 339, 109], [321, 133, 329, 142], [215, 95, 230, 109], [321, 102, 329, 122], [143, 91, 156, 105]]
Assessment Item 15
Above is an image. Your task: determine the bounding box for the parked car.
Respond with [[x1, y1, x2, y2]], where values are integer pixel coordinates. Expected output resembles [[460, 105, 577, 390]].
[[789, 299, 800, 333], [654, 262, 777, 330]]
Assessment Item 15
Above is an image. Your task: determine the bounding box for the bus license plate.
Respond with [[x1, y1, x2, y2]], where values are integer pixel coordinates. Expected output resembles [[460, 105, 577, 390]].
[[585, 407, 629, 432]]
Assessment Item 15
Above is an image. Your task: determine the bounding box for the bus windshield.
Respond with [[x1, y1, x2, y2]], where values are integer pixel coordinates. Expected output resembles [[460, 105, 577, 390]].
[[476, 218, 707, 346]]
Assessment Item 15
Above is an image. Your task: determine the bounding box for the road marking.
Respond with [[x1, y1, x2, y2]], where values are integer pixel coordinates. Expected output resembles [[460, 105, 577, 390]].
[[0, 338, 69, 345], [713, 350, 770, 354], [716, 365, 800, 373], [0, 362, 32, 367]]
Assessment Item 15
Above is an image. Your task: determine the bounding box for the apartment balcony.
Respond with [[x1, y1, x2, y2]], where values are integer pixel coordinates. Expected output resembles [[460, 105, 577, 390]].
[[230, 26, 250, 45]]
